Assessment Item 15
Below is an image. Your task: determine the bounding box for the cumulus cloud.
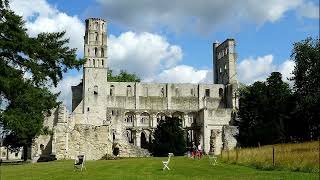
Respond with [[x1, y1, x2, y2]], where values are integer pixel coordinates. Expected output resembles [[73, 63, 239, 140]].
[[237, 55, 295, 84], [146, 65, 210, 83], [108, 31, 183, 79], [95, 0, 317, 33], [51, 73, 82, 111], [10, 0, 85, 55]]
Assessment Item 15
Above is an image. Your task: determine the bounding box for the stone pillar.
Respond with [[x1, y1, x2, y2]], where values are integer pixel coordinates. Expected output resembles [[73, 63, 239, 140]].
[[136, 131, 141, 147], [135, 83, 139, 109], [136, 114, 141, 127], [167, 84, 171, 110], [152, 114, 157, 128], [183, 115, 188, 128]]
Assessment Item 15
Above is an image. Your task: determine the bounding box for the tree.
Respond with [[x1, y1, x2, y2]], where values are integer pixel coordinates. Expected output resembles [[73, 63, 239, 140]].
[[290, 37, 320, 140], [151, 116, 186, 156], [107, 69, 140, 82], [237, 72, 293, 147], [0, 0, 84, 160]]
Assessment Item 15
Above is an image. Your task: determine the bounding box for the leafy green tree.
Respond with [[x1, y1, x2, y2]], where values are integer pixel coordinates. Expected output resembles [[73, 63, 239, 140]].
[[151, 116, 186, 156], [107, 69, 140, 82], [290, 37, 320, 140], [237, 72, 293, 147], [0, 0, 84, 160]]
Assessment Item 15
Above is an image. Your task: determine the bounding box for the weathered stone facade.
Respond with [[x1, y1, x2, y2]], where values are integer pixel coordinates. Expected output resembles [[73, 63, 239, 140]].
[[32, 18, 239, 160]]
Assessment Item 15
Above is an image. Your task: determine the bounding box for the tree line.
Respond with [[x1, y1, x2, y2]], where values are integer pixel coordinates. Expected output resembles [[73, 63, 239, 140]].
[[237, 37, 319, 147]]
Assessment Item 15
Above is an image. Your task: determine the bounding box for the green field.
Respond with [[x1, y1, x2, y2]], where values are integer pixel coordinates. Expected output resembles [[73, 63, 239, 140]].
[[0, 156, 318, 180]]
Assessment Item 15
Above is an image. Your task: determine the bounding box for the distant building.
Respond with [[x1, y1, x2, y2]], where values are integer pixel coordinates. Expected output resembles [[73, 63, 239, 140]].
[[31, 18, 239, 160]]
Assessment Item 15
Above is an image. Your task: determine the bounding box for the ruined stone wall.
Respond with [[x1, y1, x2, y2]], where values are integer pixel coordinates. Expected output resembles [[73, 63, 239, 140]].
[[222, 125, 238, 150], [66, 124, 112, 160]]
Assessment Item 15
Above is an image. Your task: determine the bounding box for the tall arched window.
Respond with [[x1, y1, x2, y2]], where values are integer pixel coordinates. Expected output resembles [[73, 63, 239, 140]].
[[93, 59, 95, 67], [175, 87, 180, 97], [101, 48, 104, 57], [95, 22, 99, 30], [94, 47, 98, 57], [94, 85, 98, 95], [143, 87, 148, 97], [127, 85, 132, 96], [95, 32, 98, 41], [219, 88, 223, 97], [110, 85, 115, 96]]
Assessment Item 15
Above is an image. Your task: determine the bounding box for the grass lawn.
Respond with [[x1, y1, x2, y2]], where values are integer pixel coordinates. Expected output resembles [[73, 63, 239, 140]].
[[0, 156, 318, 180]]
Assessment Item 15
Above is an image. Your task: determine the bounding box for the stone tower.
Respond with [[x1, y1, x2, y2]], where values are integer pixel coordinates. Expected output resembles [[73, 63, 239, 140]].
[[213, 39, 237, 85], [213, 39, 238, 109], [82, 18, 108, 125]]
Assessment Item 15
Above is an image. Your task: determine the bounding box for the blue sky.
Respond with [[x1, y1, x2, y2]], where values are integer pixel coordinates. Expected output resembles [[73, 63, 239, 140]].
[[9, 0, 319, 109]]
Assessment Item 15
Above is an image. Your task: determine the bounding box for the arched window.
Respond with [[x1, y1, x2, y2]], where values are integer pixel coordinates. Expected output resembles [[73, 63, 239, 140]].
[[125, 112, 134, 123], [160, 87, 164, 97], [88, 59, 91, 66], [140, 112, 150, 125], [127, 85, 132, 96], [157, 113, 166, 123], [205, 89, 210, 97], [219, 88, 223, 97], [93, 59, 96, 67], [143, 87, 148, 97], [94, 85, 98, 95], [175, 87, 180, 97], [101, 59, 104, 66], [95, 32, 98, 41], [101, 48, 104, 57], [95, 22, 99, 30], [191, 88, 194, 96], [110, 85, 115, 96], [94, 47, 98, 57]]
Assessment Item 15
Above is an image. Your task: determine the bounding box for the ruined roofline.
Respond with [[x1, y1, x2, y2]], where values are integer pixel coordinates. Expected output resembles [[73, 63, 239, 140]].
[[85, 17, 106, 22], [213, 38, 235, 46], [105, 82, 225, 86]]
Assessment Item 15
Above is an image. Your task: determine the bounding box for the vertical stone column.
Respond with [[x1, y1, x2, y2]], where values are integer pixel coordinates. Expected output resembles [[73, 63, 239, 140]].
[[152, 114, 157, 128], [183, 114, 188, 128], [167, 84, 171, 110], [135, 83, 139, 109], [136, 114, 141, 127], [136, 131, 141, 147]]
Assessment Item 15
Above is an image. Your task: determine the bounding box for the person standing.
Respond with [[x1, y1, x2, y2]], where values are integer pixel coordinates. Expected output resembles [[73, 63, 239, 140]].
[[198, 143, 202, 159]]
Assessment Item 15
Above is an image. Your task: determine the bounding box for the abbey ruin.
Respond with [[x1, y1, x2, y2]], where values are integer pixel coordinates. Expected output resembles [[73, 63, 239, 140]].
[[31, 18, 239, 161]]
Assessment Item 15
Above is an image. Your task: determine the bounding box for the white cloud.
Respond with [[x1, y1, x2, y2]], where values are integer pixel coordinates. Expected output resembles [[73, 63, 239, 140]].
[[108, 31, 182, 79], [95, 0, 316, 33], [278, 60, 295, 82], [51, 73, 82, 111], [147, 65, 210, 83], [237, 55, 295, 84], [10, 0, 85, 55]]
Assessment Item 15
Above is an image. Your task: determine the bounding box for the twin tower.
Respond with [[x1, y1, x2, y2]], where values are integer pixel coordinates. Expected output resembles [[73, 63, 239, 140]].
[[80, 18, 238, 121]]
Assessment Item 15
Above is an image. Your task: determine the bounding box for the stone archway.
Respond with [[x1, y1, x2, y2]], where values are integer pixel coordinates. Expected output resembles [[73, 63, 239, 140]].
[[140, 132, 148, 149]]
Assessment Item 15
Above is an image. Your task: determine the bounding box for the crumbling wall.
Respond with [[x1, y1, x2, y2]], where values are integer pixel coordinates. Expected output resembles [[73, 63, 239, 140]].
[[66, 124, 112, 160], [222, 125, 238, 150]]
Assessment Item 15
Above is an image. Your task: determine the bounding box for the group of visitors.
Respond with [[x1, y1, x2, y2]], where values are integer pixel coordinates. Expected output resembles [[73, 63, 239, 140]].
[[190, 142, 202, 159]]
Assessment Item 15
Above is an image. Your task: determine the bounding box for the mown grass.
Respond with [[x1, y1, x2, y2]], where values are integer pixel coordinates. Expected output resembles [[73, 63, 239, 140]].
[[221, 141, 320, 173], [0, 156, 318, 180]]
